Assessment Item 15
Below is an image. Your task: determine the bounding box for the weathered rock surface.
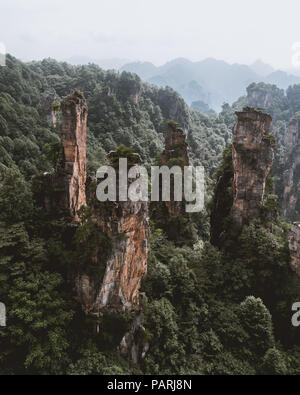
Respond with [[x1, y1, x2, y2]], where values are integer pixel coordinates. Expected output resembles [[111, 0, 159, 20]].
[[41, 94, 58, 128], [283, 116, 300, 221], [289, 223, 300, 276], [75, 152, 149, 314], [43, 89, 149, 316], [60, 90, 88, 219], [160, 123, 189, 216], [231, 107, 274, 229], [76, 197, 149, 314], [42, 90, 87, 219], [119, 312, 149, 363], [247, 88, 273, 109]]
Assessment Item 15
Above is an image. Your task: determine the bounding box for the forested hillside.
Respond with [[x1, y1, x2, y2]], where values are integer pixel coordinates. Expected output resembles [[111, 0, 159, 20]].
[[1, 55, 300, 376], [0, 55, 231, 181]]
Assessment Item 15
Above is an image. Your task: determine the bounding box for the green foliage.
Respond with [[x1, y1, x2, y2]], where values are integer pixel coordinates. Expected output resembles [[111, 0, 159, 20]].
[[108, 144, 139, 166], [260, 348, 287, 375], [1, 55, 300, 376], [44, 141, 64, 172], [67, 350, 136, 375]]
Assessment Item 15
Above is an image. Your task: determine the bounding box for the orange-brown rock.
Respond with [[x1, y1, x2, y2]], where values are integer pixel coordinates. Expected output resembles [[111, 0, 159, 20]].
[[75, 155, 149, 314], [75, 200, 149, 314], [60, 90, 88, 219], [231, 107, 274, 229], [44, 89, 149, 317]]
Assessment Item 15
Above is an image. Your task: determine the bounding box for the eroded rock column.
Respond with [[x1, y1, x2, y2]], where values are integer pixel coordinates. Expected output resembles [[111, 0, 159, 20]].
[[283, 116, 300, 221], [160, 122, 189, 216], [75, 153, 149, 314], [60, 90, 88, 219], [231, 107, 274, 229]]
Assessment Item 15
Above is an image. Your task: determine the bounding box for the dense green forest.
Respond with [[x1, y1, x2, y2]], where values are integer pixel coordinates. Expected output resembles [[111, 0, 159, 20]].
[[1, 55, 300, 375]]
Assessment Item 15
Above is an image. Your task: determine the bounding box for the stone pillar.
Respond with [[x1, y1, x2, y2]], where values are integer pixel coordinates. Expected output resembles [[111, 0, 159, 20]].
[[60, 89, 88, 219], [231, 107, 274, 229]]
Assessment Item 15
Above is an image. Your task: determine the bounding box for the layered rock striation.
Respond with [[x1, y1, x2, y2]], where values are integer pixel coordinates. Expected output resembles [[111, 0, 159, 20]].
[[60, 90, 88, 219], [44, 89, 149, 315], [160, 122, 189, 217], [283, 115, 300, 221], [76, 173, 149, 314], [231, 107, 274, 230]]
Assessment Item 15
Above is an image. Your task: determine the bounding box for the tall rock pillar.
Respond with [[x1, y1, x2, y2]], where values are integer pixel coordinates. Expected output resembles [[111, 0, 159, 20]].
[[160, 122, 189, 217], [60, 89, 88, 219], [231, 107, 274, 229]]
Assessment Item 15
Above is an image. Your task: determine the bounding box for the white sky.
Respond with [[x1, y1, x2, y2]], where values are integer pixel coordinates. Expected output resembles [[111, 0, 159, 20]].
[[0, 0, 300, 69]]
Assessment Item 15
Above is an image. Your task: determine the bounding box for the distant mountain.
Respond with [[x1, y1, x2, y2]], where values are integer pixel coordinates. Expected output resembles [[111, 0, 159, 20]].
[[121, 58, 300, 112], [249, 59, 274, 77], [264, 70, 300, 89]]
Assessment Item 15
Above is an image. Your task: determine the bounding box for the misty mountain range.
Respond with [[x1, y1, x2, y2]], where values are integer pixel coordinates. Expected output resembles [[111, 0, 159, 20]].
[[66, 56, 300, 112], [120, 58, 300, 112]]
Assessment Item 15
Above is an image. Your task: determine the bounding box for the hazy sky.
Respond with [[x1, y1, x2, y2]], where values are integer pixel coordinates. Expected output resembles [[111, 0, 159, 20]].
[[1, 0, 300, 69]]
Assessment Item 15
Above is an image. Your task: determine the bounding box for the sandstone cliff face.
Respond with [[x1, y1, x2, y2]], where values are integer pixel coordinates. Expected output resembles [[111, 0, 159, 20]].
[[289, 223, 300, 276], [60, 90, 88, 219], [75, 196, 149, 315], [231, 107, 274, 229], [160, 123, 189, 216], [283, 117, 300, 221], [43, 90, 149, 315], [74, 152, 149, 315], [43, 90, 87, 218], [248, 89, 273, 108]]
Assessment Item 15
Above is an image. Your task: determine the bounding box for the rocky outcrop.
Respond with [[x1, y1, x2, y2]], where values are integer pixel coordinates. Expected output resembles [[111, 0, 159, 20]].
[[247, 89, 273, 109], [43, 89, 149, 316], [75, 198, 149, 314], [289, 223, 300, 276], [43, 90, 87, 219], [60, 90, 88, 219], [119, 312, 149, 363], [75, 151, 149, 314], [160, 122, 189, 216], [231, 107, 274, 230], [283, 116, 300, 221], [41, 94, 58, 128]]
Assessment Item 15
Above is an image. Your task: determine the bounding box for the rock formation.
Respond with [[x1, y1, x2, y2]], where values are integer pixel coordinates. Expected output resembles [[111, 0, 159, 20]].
[[231, 107, 274, 230], [289, 223, 300, 276], [283, 115, 300, 221], [160, 122, 189, 216], [247, 87, 273, 109], [76, 181, 149, 314], [41, 94, 58, 128], [43, 90, 87, 219], [44, 89, 149, 316], [72, 141, 149, 315], [60, 90, 88, 219]]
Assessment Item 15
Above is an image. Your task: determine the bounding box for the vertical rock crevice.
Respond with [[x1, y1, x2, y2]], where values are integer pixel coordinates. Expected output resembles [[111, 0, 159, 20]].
[[160, 122, 189, 217], [283, 116, 300, 221], [231, 107, 274, 230], [60, 90, 88, 220], [210, 107, 274, 248]]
